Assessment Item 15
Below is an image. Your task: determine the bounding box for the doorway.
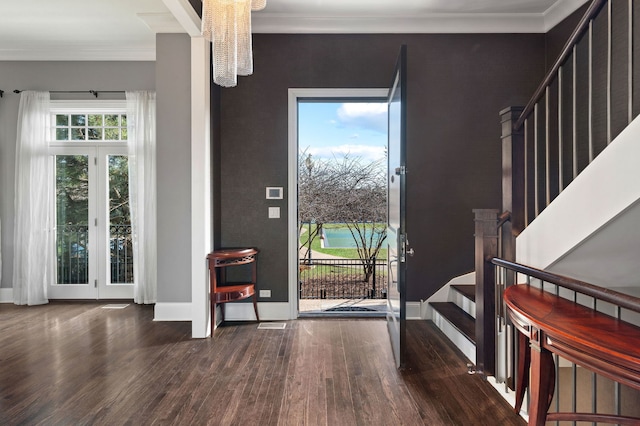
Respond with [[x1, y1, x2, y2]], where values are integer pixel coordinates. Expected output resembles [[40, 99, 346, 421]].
[[49, 104, 134, 299], [287, 89, 388, 318]]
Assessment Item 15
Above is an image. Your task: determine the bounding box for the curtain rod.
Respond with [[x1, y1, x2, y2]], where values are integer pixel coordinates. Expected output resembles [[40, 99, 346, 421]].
[[12, 89, 125, 98]]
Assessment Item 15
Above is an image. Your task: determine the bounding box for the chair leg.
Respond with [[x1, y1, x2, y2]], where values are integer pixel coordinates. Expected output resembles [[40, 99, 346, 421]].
[[253, 293, 260, 322]]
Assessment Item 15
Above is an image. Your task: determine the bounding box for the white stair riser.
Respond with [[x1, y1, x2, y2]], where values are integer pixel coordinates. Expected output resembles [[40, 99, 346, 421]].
[[450, 291, 475, 318], [432, 310, 476, 365]]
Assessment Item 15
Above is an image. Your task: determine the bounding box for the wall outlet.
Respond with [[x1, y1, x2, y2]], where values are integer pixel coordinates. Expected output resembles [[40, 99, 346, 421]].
[[259, 289, 271, 298]]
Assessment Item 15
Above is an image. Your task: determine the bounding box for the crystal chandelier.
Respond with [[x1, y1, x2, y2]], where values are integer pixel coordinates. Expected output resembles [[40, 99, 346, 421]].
[[201, 0, 266, 88]]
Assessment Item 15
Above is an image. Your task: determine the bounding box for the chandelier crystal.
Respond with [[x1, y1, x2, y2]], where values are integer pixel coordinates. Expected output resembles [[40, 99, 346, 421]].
[[201, 0, 266, 88]]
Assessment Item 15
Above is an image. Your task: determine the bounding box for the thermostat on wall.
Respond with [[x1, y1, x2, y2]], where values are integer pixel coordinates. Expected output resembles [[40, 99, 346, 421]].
[[266, 187, 283, 199]]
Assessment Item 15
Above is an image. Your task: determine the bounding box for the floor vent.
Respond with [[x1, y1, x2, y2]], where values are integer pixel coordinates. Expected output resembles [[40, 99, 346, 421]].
[[257, 322, 286, 330], [101, 304, 130, 309]]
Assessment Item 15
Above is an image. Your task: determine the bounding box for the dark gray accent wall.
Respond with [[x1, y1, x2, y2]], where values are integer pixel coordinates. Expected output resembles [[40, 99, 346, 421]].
[[0, 61, 154, 290], [156, 34, 192, 303], [217, 33, 546, 302]]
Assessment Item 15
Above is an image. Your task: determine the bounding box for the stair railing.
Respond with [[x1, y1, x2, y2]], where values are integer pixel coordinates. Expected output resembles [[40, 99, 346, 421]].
[[511, 0, 638, 225], [476, 0, 639, 385]]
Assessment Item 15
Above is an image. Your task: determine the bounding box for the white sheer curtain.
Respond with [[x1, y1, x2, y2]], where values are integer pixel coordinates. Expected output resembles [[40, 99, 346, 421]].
[[13, 91, 53, 305], [126, 91, 157, 304]]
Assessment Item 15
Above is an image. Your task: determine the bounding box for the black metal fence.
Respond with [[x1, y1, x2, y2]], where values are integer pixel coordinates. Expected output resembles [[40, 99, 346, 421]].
[[299, 258, 387, 299]]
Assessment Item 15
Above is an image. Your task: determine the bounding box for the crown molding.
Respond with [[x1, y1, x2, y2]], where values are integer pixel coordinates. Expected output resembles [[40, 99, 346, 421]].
[[543, 0, 590, 32], [0, 46, 155, 61], [137, 12, 185, 33], [252, 0, 588, 34], [253, 13, 547, 34]]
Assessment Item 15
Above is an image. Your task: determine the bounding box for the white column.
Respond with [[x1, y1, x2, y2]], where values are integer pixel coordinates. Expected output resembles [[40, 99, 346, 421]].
[[191, 36, 212, 338]]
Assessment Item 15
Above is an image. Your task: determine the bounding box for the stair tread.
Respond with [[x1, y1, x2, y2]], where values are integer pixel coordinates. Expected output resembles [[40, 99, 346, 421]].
[[451, 284, 475, 302], [430, 302, 476, 344]]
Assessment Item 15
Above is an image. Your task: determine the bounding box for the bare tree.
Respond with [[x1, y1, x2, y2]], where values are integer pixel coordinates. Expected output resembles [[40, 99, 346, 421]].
[[298, 152, 386, 282]]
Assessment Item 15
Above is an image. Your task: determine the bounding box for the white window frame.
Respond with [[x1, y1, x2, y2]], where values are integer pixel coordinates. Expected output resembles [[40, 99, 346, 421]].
[[49, 100, 133, 299]]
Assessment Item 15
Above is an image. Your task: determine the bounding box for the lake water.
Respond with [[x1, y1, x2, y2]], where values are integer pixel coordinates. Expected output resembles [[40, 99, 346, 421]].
[[322, 227, 383, 248]]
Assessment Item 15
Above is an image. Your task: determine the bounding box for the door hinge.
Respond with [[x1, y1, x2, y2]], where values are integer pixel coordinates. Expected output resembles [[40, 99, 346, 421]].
[[94, 218, 98, 226], [94, 157, 97, 165], [94, 279, 98, 288]]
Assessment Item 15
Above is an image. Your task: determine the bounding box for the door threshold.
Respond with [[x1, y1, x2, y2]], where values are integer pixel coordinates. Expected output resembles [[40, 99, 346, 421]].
[[299, 311, 386, 318]]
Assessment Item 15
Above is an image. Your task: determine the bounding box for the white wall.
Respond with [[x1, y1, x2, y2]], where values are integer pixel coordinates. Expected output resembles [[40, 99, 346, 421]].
[[516, 115, 640, 289], [0, 61, 155, 294]]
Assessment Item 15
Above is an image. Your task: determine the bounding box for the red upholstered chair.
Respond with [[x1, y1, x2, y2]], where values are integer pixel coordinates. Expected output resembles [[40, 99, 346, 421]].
[[207, 248, 260, 332]]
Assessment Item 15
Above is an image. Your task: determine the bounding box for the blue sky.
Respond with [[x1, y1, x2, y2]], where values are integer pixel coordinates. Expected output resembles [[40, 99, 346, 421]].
[[298, 101, 387, 163]]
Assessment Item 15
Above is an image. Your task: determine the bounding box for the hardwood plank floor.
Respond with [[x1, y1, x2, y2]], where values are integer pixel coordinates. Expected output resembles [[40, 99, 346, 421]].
[[0, 302, 524, 425]]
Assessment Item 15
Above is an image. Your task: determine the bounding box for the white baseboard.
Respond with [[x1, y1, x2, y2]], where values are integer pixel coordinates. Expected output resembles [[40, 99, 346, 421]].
[[0, 288, 13, 303], [406, 301, 422, 320], [154, 301, 293, 322], [225, 302, 291, 321], [486, 376, 529, 422], [154, 302, 192, 321], [155, 300, 423, 322]]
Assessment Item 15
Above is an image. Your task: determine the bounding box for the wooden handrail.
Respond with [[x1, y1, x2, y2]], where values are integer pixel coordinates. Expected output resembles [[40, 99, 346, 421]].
[[497, 210, 511, 228], [514, 0, 608, 130], [492, 258, 640, 314]]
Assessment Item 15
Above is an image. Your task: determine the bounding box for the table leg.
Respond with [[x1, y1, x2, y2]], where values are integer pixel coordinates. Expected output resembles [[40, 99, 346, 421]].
[[528, 344, 556, 426], [514, 331, 531, 414]]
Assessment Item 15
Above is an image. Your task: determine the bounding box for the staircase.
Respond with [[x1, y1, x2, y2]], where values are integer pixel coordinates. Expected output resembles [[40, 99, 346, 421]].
[[427, 275, 477, 365]]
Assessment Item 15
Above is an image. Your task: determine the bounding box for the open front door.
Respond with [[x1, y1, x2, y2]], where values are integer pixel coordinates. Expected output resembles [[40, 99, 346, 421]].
[[386, 45, 408, 368]]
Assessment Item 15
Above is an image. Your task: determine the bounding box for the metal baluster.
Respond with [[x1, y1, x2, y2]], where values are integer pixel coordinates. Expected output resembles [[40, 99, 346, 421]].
[[534, 103, 540, 217], [592, 297, 597, 426], [628, 0, 633, 124], [589, 19, 595, 163], [559, 66, 564, 192], [545, 87, 551, 208], [573, 45, 579, 181], [524, 118, 530, 226]]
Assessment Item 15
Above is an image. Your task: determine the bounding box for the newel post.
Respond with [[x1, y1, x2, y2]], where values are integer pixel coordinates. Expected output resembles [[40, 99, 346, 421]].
[[501, 106, 525, 253], [474, 209, 499, 377]]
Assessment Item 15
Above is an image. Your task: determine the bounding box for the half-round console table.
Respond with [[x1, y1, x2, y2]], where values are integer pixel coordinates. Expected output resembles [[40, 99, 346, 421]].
[[504, 284, 640, 426], [207, 248, 260, 332]]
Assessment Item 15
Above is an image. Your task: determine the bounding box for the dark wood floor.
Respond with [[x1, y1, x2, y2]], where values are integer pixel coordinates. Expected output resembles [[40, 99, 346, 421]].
[[0, 302, 524, 425]]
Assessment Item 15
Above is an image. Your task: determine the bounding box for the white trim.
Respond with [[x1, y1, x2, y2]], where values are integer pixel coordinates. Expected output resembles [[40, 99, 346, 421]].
[[137, 13, 185, 34], [0, 288, 13, 303], [406, 301, 423, 320], [225, 302, 292, 322], [154, 302, 192, 321], [543, 0, 590, 32], [254, 13, 546, 34], [254, 0, 589, 35], [432, 309, 476, 364], [287, 88, 388, 321], [50, 100, 127, 113], [0, 46, 155, 62], [162, 0, 202, 37], [190, 36, 212, 338]]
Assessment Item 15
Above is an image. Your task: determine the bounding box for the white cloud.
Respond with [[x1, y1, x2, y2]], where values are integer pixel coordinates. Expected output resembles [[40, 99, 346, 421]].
[[336, 103, 387, 133], [307, 144, 386, 162]]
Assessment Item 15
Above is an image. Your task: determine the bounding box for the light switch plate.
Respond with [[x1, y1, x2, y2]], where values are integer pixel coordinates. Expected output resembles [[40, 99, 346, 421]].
[[268, 206, 280, 218]]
